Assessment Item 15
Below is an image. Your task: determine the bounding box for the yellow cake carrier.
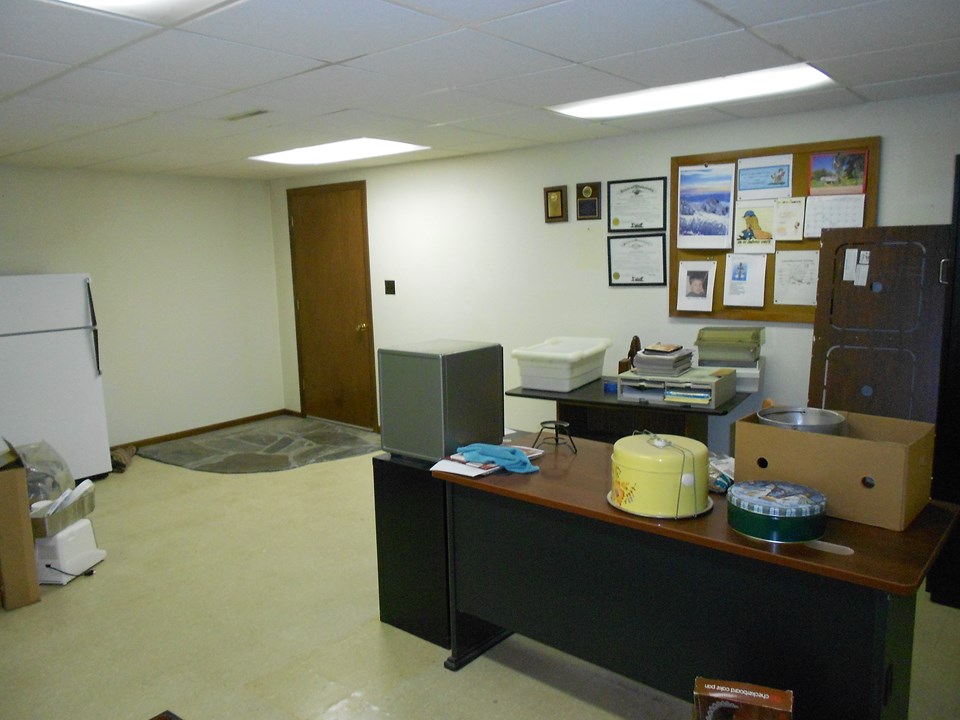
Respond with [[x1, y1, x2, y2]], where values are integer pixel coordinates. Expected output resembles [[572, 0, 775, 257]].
[[609, 432, 711, 518]]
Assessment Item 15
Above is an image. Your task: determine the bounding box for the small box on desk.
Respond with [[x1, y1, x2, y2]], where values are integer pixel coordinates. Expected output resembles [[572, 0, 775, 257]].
[[694, 677, 793, 719], [735, 411, 934, 531]]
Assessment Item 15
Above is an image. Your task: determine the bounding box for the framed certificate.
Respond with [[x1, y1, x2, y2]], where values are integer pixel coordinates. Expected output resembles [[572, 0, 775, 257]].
[[543, 185, 567, 223], [607, 177, 666, 233], [607, 234, 666, 286]]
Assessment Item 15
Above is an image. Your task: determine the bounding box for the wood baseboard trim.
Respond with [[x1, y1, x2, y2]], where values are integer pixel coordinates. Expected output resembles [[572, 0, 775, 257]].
[[122, 409, 304, 450]]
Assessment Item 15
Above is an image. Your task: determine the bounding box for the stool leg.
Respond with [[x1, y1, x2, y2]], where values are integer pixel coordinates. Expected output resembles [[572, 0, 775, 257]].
[[532, 427, 545, 448]]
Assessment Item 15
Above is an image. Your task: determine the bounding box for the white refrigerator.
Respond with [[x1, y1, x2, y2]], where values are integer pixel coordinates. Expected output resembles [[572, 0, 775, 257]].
[[0, 273, 111, 480]]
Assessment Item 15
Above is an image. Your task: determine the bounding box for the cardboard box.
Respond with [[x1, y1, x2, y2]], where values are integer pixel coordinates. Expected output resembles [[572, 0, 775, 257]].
[[31, 488, 96, 538], [0, 459, 41, 610], [694, 677, 793, 719], [735, 411, 935, 531]]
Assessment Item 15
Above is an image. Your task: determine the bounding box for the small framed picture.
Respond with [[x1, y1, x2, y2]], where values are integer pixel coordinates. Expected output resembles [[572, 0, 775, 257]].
[[607, 234, 666, 286], [676, 260, 717, 311], [576, 182, 601, 220], [544, 185, 567, 223]]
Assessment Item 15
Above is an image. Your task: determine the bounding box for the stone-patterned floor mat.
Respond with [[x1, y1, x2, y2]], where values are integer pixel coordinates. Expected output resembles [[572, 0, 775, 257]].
[[137, 415, 381, 473]]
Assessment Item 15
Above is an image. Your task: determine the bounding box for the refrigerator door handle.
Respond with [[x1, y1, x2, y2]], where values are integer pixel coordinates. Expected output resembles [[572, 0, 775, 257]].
[[85, 278, 101, 376]]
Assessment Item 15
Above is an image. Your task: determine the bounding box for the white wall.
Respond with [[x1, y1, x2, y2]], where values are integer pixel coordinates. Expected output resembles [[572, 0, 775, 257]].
[[0, 92, 957, 453], [0, 167, 284, 445], [272, 92, 960, 452]]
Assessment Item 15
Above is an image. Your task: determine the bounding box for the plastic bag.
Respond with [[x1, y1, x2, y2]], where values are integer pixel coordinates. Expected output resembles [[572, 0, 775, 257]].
[[16, 440, 75, 504]]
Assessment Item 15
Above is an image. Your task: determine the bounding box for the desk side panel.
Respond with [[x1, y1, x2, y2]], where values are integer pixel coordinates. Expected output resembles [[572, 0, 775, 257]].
[[372, 455, 450, 648]]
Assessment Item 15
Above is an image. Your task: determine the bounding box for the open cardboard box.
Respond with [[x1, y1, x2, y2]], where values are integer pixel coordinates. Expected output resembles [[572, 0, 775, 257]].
[[735, 411, 934, 531], [0, 455, 41, 609]]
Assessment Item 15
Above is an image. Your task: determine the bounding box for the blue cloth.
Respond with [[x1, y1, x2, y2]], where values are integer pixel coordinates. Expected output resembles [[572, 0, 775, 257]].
[[457, 443, 539, 474]]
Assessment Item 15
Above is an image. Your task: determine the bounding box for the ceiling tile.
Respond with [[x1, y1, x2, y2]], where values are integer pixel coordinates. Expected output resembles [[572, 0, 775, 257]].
[[0, 0, 957, 179], [588, 31, 797, 87], [236, 65, 438, 115], [0, 53, 70, 96], [600, 106, 736, 133], [0, 0, 158, 64], [752, 0, 960, 61], [818, 38, 960, 87], [0, 94, 149, 156], [720, 86, 864, 118], [853, 72, 960, 102], [348, 28, 567, 86], [465, 64, 643, 106], [89, 29, 323, 90], [452, 107, 630, 143], [699, 0, 871, 26], [181, 0, 454, 62], [478, 0, 740, 63], [375, 88, 526, 124], [387, 0, 563, 24], [25, 67, 225, 111]]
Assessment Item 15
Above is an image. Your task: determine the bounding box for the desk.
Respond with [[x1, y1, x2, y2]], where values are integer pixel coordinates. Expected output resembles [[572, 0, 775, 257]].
[[431, 435, 957, 720], [506, 379, 751, 444]]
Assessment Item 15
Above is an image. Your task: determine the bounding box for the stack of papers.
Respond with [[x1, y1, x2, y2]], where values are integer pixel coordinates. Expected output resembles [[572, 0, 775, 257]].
[[632, 347, 693, 376]]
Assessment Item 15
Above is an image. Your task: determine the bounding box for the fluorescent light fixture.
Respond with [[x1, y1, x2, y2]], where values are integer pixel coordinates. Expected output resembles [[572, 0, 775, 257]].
[[550, 64, 835, 119], [250, 138, 429, 166], [54, 0, 227, 24]]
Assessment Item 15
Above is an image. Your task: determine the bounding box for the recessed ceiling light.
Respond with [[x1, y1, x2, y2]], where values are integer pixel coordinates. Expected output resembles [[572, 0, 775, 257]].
[[250, 138, 429, 166], [54, 0, 228, 24], [549, 64, 835, 119]]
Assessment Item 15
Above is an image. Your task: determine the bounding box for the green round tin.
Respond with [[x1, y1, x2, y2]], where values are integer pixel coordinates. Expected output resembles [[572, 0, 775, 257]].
[[727, 502, 826, 543]]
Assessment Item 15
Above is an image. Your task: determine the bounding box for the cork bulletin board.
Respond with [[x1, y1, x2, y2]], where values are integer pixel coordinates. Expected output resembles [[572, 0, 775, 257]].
[[669, 136, 880, 323]]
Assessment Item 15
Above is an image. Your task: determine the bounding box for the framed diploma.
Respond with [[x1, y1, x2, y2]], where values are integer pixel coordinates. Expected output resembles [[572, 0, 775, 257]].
[[607, 177, 666, 233], [544, 185, 567, 223], [607, 234, 666, 286]]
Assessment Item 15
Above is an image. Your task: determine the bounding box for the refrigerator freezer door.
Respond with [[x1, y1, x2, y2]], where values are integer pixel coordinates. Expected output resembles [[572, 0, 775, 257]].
[[0, 273, 94, 335], [0, 328, 111, 479]]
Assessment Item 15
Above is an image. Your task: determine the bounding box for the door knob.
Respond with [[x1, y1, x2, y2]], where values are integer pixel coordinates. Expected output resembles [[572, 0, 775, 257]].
[[356, 322, 368, 332]]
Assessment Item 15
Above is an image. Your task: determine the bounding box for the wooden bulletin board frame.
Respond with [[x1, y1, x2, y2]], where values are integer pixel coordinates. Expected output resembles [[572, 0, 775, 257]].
[[669, 136, 880, 323]]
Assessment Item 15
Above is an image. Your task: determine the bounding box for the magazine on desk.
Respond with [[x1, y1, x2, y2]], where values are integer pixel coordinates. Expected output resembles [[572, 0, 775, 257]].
[[431, 445, 544, 477]]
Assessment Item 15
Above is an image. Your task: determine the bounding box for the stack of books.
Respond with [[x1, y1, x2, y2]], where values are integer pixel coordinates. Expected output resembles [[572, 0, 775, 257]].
[[631, 344, 693, 376]]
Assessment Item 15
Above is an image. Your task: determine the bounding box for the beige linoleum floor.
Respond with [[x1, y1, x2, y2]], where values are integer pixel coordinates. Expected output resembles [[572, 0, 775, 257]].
[[1, 453, 957, 719]]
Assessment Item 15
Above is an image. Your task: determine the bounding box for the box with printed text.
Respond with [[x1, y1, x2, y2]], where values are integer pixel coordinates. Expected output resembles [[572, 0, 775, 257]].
[[694, 677, 793, 720]]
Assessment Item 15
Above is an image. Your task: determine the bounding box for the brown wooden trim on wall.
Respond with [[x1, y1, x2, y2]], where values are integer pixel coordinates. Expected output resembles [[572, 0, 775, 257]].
[[121, 409, 303, 450]]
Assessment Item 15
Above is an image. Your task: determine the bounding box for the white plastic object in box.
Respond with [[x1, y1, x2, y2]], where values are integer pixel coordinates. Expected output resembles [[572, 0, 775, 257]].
[[512, 336, 611, 392], [735, 356, 764, 393], [34, 518, 106, 585]]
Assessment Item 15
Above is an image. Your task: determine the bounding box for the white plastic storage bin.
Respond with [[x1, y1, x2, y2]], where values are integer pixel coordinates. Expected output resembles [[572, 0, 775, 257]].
[[512, 337, 611, 392]]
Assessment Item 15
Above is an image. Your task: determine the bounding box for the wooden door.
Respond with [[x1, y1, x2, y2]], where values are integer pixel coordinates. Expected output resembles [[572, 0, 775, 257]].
[[288, 181, 378, 430], [808, 225, 952, 421]]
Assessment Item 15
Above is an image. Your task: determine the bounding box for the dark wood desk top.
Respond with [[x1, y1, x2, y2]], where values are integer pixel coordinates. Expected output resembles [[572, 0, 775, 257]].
[[433, 433, 958, 596], [506, 378, 752, 416]]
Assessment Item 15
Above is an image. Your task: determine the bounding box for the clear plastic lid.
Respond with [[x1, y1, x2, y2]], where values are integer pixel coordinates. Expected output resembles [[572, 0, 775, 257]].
[[728, 481, 826, 517]]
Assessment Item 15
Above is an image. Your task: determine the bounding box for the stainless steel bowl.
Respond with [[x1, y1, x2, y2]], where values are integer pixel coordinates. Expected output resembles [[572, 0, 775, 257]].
[[756, 406, 846, 435]]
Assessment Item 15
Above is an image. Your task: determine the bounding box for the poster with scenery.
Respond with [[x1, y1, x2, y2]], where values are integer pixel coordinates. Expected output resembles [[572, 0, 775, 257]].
[[809, 150, 868, 195], [677, 163, 735, 249]]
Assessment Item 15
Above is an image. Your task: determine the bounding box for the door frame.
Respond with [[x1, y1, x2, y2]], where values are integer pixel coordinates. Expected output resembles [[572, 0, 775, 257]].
[[287, 180, 379, 430]]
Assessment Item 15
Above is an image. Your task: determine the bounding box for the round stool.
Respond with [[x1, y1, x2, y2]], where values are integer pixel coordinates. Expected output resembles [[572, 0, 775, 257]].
[[533, 420, 577, 453]]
